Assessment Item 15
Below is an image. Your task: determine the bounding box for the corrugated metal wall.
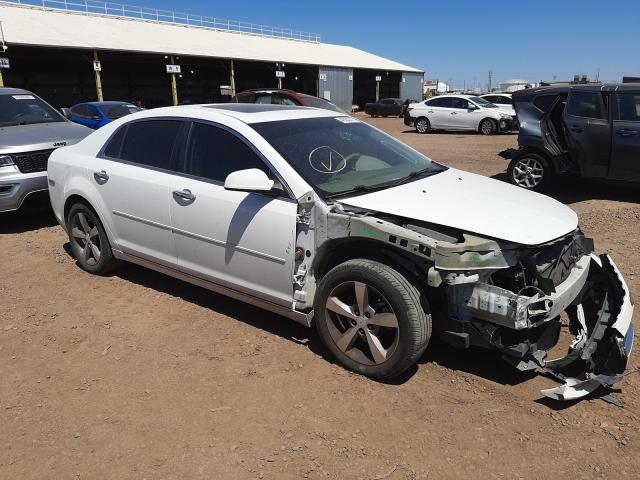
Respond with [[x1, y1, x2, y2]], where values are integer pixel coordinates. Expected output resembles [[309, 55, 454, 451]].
[[400, 72, 424, 101], [318, 66, 353, 112]]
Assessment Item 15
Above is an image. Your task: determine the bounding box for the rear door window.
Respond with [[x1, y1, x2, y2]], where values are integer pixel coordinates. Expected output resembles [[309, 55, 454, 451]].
[[566, 91, 606, 119], [616, 93, 640, 121], [533, 94, 558, 113], [117, 120, 182, 170]]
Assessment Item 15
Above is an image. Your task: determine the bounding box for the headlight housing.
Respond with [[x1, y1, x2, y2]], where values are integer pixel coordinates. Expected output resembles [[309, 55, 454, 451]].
[[0, 155, 14, 167]]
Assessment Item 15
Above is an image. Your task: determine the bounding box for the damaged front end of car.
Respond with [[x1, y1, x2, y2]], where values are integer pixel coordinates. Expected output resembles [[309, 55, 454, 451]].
[[305, 201, 634, 401]]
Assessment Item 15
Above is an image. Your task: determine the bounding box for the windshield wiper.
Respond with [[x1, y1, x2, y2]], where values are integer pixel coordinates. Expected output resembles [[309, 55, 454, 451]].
[[324, 167, 445, 200], [386, 166, 444, 187]]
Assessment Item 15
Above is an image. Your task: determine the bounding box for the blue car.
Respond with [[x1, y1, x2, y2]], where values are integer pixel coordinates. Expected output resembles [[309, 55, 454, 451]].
[[65, 101, 143, 129]]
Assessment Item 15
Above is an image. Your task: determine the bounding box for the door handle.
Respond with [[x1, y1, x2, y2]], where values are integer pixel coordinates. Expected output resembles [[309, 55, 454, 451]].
[[569, 126, 583, 133], [173, 189, 196, 202], [427, 111, 434, 113], [616, 129, 637, 137], [451, 112, 457, 115], [93, 170, 109, 182]]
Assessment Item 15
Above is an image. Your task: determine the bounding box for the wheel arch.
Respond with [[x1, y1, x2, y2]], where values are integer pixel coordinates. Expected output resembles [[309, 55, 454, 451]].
[[313, 238, 429, 288], [477, 116, 498, 132], [515, 147, 558, 174]]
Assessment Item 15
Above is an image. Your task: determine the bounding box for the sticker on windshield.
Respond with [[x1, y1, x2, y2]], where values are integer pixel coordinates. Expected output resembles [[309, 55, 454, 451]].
[[335, 116, 361, 124], [12, 95, 35, 100], [309, 146, 346, 174]]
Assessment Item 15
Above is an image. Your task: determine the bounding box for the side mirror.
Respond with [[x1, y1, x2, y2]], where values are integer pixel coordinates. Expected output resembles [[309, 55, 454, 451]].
[[468, 104, 478, 110], [224, 168, 274, 192], [61, 108, 72, 118]]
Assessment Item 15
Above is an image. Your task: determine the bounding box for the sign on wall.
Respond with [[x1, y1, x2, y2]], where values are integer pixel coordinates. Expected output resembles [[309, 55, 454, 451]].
[[0, 57, 10, 69], [93, 60, 101, 72], [375, 75, 382, 82], [319, 73, 327, 81], [166, 64, 181, 74], [348, 74, 353, 81], [275, 70, 285, 78]]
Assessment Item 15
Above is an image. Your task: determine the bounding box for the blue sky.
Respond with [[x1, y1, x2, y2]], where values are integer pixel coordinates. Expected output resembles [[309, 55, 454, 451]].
[[133, 0, 638, 88]]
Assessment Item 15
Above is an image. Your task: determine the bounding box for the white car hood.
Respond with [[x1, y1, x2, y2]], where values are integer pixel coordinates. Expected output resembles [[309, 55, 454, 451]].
[[338, 168, 578, 246]]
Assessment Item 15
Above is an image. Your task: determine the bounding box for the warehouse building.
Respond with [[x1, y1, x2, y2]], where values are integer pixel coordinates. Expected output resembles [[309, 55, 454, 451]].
[[0, 1, 424, 111]]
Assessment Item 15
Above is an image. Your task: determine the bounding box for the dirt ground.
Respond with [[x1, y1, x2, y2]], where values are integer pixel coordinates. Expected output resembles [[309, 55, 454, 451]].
[[1, 114, 639, 479]]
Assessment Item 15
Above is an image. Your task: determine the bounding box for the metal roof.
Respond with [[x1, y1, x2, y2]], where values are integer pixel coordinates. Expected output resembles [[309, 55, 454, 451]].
[[0, 2, 423, 73]]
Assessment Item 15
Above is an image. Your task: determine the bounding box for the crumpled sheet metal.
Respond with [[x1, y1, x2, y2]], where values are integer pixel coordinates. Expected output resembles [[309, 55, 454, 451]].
[[541, 374, 623, 401]]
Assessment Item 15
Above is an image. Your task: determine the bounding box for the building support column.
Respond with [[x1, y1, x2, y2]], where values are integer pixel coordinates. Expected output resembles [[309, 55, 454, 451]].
[[375, 80, 380, 102], [0, 69, 4, 87], [93, 50, 104, 102], [230, 59, 236, 96], [170, 55, 178, 106]]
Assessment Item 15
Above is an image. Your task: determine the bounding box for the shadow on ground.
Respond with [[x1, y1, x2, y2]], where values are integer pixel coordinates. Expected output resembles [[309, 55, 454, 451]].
[[0, 193, 57, 234], [491, 172, 640, 204]]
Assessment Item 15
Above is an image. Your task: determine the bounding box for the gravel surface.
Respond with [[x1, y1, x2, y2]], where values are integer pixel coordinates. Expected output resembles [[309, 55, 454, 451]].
[[1, 114, 639, 479]]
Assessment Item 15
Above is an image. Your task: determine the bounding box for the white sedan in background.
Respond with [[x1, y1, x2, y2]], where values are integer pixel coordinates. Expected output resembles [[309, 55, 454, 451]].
[[404, 94, 515, 134], [46, 104, 633, 400]]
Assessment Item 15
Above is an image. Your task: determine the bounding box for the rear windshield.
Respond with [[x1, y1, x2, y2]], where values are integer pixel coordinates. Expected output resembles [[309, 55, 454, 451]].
[[101, 104, 143, 119], [298, 94, 345, 113], [0, 93, 65, 127], [469, 96, 497, 108]]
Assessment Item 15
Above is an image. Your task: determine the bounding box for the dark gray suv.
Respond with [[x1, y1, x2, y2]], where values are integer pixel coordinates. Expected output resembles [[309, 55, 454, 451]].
[[0, 87, 90, 212], [502, 83, 640, 190]]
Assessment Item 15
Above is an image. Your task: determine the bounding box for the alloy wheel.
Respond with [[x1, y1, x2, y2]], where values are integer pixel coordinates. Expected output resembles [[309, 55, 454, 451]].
[[416, 119, 428, 133], [481, 120, 494, 135], [512, 157, 544, 189], [324, 281, 399, 365], [70, 211, 102, 266]]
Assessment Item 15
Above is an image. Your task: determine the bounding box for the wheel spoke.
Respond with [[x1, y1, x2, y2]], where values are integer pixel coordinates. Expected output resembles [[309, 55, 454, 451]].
[[326, 296, 357, 319], [71, 227, 85, 239], [354, 282, 368, 315], [88, 227, 99, 239], [81, 243, 91, 261], [89, 242, 101, 261], [335, 327, 359, 352], [77, 212, 90, 233], [367, 312, 398, 328], [364, 329, 388, 364]]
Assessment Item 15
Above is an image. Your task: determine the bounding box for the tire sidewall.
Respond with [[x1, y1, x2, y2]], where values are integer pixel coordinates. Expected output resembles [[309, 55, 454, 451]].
[[314, 260, 429, 378], [67, 203, 115, 274], [480, 118, 497, 135], [508, 153, 551, 191], [415, 117, 429, 134]]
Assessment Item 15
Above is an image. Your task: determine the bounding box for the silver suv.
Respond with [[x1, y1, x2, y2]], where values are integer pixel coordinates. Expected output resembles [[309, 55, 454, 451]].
[[0, 87, 91, 212]]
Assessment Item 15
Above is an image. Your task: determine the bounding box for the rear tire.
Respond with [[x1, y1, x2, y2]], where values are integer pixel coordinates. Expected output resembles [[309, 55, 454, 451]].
[[415, 117, 430, 134], [67, 203, 120, 275], [507, 153, 552, 190], [314, 258, 431, 380], [479, 118, 497, 135]]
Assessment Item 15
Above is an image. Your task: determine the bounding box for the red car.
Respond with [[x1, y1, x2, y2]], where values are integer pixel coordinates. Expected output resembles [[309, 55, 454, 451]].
[[232, 88, 346, 113]]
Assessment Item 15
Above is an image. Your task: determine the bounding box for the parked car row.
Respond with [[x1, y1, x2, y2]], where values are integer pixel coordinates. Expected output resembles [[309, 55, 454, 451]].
[[404, 94, 517, 135]]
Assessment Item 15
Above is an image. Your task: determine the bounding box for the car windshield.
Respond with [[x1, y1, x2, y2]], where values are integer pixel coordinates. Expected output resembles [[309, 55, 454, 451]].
[[469, 96, 497, 108], [101, 104, 143, 119], [252, 117, 446, 198], [298, 94, 347, 114], [0, 93, 65, 127]]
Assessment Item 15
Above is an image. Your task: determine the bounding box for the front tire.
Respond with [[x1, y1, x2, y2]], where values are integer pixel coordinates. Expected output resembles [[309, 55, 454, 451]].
[[507, 153, 552, 190], [314, 259, 431, 379], [415, 117, 430, 134], [67, 203, 119, 274], [479, 118, 497, 135]]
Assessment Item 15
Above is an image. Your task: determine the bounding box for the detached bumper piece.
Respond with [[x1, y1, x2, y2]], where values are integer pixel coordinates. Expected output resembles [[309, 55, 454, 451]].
[[540, 254, 634, 401]]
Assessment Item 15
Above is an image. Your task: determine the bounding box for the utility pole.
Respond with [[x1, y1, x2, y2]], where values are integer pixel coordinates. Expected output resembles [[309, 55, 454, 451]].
[[170, 55, 178, 106], [93, 50, 104, 102], [488, 70, 493, 92], [230, 59, 236, 96]]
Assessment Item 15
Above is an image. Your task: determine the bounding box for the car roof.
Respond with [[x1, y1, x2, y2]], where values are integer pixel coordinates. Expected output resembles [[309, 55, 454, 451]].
[[0, 87, 34, 96], [431, 94, 478, 99], [75, 101, 135, 107], [125, 103, 345, 124]]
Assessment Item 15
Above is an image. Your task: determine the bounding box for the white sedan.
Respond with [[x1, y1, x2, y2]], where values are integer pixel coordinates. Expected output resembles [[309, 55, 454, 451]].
[[47, 104, 633, 399], [405, 94, 514, 134]]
